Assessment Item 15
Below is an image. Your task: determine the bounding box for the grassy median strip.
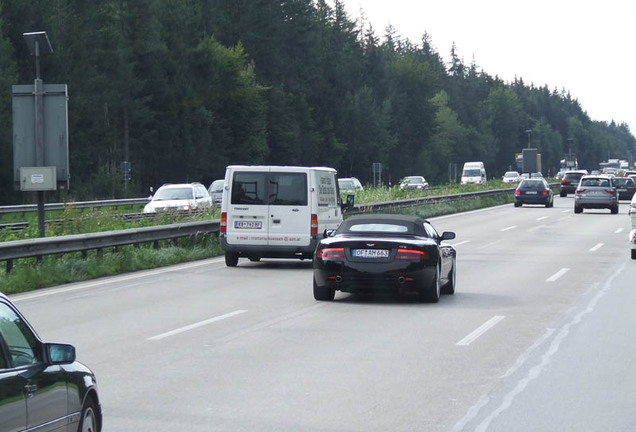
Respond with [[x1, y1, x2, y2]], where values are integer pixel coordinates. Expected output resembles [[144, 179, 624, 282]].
[[0, 184, 514, 294]]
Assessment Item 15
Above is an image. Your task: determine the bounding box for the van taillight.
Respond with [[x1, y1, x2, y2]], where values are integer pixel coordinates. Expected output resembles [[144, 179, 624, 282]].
[[221, 212, 227, 233], [311, 214, 318, 235]]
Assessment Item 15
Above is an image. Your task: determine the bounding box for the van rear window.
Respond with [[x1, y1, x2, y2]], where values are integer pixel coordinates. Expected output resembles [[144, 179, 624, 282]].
[[231, 172, 307, 206]]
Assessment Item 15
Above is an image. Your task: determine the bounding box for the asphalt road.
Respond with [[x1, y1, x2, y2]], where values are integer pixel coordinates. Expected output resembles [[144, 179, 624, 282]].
[[11, 195, 636, 432]]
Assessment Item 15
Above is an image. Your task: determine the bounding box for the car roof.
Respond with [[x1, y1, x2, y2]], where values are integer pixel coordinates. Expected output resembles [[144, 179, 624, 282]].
[[158, 182, 203, 189], [338, 214, 429, 235]]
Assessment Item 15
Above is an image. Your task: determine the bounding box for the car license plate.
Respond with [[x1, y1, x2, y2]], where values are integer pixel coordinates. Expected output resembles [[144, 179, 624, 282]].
[[526, 191, 537, 195], [353, 249, 389, 258], [234, 220, 262, 229]]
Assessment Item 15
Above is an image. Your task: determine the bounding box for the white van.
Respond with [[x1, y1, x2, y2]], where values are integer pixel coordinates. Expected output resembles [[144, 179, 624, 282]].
[[220, 165, 344, 266], [460, 161, 487, 185]]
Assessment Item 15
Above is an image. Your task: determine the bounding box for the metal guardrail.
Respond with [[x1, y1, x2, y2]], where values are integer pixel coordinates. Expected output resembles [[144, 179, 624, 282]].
[[344, 187, 518, 215], [0, 185, 558, 273], [0, 198, 149, 214], [0, 220, 218, 273]]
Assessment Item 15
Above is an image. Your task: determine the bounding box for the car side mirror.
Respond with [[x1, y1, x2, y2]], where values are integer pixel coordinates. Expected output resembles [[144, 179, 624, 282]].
[[46, 343, 76, 364], [342, 194, 355, 212], [440, 231, 456, 241], [323, 228, 336, 237]]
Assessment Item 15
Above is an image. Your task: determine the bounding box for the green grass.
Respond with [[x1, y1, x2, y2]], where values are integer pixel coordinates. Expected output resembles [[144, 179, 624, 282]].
[[0, 234, 223, 294], [0, 183, 513, 294]]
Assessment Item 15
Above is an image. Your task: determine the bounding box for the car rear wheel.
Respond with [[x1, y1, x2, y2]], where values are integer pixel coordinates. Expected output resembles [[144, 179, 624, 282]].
[[441, 260, 456, 295], [560, 191, 566, 197], [514, 202, 521, 207], [632, 249, 636, 260], [225, 252, 239, 267], [420, 264, 440, 303], [313, 277, 335, 301], [574, 206, 582, 214], [79, 397, 99, 432], [611, 204, 619, 214]]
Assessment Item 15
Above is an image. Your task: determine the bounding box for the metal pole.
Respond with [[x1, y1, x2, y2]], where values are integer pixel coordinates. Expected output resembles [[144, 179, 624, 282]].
[[34, 40, 46, 237]]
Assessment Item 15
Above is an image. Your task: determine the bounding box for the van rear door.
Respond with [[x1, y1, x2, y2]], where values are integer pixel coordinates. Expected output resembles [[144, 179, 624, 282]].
[[226, 170, 270, 246], [267, 170, 311, 247], [226, 168, 311, 247]]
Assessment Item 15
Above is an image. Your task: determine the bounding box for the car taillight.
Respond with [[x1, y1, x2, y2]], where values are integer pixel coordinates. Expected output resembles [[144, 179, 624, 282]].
[[311, 214, 318, 235], [318, 248, 345, 259], [515, 190, 521, 196], [561, 179, 569, 185], [543, 190, 548, 196], [576, 189, 585, 194], [603, 189, 616, 195], [221, 212, 227, 233], [396, 249, 429, 260]]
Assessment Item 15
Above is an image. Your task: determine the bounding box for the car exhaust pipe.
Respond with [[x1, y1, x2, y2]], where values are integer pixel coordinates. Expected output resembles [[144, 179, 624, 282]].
[[335, 275, 343, 283], [398, 276, 406, 284]]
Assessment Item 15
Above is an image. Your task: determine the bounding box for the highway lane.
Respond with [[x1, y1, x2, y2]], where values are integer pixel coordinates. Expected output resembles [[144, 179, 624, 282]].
[[10, 195, 634, 431], [456, 259, 636, 432]]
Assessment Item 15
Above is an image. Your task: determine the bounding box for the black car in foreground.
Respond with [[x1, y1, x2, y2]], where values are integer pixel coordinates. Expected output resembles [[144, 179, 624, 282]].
[[514, 178, 554, 207], [313, 214, 456, 303], [0, 292, 102, 432]]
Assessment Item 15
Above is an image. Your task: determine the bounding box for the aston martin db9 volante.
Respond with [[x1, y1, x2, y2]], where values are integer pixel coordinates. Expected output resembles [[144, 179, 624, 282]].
[[0, 292, 102, 432], [313, 214, 456, 303]]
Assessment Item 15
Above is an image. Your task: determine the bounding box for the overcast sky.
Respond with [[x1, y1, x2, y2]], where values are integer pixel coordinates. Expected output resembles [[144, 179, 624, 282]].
[[337, 0, 636, 135]]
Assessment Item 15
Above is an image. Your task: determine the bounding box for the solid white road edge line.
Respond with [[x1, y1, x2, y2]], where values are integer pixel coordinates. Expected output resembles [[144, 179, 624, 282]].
[[500, 226, 517, 232], [546, 267, 569, 282], [148, 310, 248, 341], [615, 228, 624, 234], [456, 316, 505, 346], [451, 240, 471, 247], [589, 243, 604, 252], [536, 216, 548, 221]]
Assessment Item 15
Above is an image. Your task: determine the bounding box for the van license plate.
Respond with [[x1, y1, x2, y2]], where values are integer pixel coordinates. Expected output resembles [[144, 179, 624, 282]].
[[353, 249, 389, 258], [235, 221, 262, 229]]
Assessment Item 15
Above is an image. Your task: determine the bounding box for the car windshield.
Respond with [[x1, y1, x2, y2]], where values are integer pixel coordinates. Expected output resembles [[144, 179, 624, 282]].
[[581, 178, 610, 187], [463, 169, 481, 176], [504, 172, 518, 178], [521, 180, 544, 188], [210, 181, 224, 192], [339, 180, 354, 189], [348, 223, 409, 233], [153, 187, 193, 200]]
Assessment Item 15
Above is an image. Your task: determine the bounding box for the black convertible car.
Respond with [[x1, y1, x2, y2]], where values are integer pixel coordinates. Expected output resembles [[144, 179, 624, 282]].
[[313, 214, 456, 302]]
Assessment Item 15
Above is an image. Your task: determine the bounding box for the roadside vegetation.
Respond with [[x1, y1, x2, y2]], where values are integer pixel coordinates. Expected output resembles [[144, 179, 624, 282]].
[[0, 182, 517, 294]]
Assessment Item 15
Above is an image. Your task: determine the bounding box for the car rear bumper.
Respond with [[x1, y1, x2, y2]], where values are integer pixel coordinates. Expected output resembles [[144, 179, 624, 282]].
[[313, 263, 436, 295], [515, 195, 549, 205], [221, 236, 318, 259], [574, 196, 617, 209]]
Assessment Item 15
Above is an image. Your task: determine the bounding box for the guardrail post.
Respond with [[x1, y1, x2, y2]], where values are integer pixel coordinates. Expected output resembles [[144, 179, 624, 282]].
[[6, 259, 13, 274]]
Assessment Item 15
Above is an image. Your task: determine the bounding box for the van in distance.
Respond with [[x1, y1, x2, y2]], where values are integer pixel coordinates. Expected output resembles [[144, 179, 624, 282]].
[[460, 161, 487, 185], [220, 165, 344, 266]]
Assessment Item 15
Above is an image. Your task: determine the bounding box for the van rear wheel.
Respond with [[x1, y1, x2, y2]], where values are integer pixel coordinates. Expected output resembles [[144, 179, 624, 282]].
[[225, 252, 239, 267]]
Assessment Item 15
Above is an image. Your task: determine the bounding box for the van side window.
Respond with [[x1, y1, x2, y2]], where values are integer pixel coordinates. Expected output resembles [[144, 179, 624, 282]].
[[269, 173, 308, 206], [232, 172, 267, 204]]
